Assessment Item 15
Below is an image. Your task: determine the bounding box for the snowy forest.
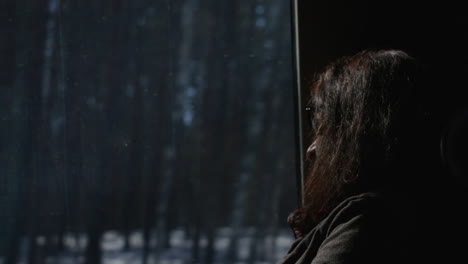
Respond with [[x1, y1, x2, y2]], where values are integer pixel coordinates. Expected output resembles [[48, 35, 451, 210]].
[[0, 0, 298, 263]]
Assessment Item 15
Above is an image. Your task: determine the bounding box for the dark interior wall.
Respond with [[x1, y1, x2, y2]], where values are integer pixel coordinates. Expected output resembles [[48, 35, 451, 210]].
[[297, 0, 468, 73]]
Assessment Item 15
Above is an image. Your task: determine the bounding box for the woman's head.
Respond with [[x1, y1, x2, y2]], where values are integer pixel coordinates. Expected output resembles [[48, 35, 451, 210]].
[[303, 49, 426, 225]]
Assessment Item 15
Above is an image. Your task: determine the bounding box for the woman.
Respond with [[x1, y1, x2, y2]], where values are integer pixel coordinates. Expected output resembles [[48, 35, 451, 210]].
[[278, 50, 450, 263]]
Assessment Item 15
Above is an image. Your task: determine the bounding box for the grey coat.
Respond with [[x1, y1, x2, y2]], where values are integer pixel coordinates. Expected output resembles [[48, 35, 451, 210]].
[[276, 192, 406, 264]]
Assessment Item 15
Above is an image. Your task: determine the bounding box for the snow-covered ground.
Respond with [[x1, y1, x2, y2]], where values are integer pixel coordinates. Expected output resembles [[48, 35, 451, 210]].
[[1, 228, 294, 264]]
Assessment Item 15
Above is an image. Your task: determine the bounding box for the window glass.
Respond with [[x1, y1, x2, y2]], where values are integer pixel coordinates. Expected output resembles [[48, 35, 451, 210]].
[[0, 0, 297, 263]]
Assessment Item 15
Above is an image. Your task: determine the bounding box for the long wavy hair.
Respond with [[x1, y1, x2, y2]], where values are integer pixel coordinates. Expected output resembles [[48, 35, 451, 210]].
[[299, 50, 428, 230]]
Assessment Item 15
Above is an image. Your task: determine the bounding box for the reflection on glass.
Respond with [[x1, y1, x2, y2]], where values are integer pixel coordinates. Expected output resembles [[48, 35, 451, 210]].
[[0, 0, 296, 263]]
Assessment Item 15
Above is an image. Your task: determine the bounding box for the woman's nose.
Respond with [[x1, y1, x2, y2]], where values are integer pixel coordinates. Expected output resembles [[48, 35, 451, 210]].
[[307, 140, 316, 155], [306, 140, 317, 163]]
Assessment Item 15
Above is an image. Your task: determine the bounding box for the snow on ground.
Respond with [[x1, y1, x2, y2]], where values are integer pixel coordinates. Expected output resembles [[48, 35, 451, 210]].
[[2, 228, 294, 264]]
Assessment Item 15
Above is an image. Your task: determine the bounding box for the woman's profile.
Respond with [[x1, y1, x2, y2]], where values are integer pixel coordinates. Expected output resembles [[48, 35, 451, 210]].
[[278, 49, 456, 263]]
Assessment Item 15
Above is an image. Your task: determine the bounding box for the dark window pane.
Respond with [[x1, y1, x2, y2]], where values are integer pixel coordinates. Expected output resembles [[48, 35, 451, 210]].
[[0, 0, 297, 263]]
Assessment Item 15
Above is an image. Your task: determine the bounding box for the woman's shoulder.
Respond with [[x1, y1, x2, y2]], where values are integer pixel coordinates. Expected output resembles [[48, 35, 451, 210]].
[[333, 191, 383, 209], [317, 191, 393, 236], [278, 192, 402, 264]]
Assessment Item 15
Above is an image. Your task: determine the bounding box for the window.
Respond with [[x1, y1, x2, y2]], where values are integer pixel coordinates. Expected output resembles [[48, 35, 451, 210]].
[[0, 0, 297, 263]]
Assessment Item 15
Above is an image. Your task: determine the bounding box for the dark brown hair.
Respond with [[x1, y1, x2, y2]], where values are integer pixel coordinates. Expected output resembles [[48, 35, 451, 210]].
[[301, 50, 425, 229]]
